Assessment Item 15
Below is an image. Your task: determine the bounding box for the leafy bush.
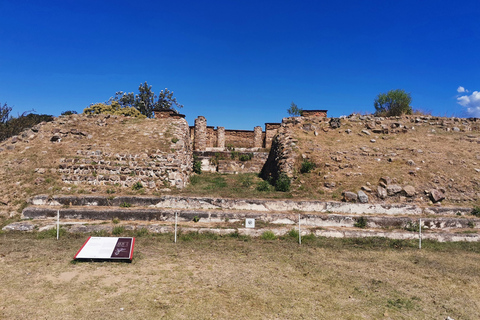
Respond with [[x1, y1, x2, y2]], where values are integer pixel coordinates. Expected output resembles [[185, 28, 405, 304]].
[[300, 160, 315, 173], [374, 89, 412, 117], [171, 137, 179, 143], [83, 101, 146, 118], [240, 175, 253, 188], [132, 182, 143, 190], [120, 202, 132, 208], [61, 110, 78, 116], [193, 215, 200, 223], [287, 228, 299, 238], [0, 108, 54, 142], [256, 180, 271, 192], [261, 230, 277, 240], [36, 226, 67, 239], [112, 226, 125, 235], [471, 206, 480, 217], [193, 155, 202, 174], [239, 153, 253, 161], [354, 217, 368, 228], [275, 174, 291, 192]]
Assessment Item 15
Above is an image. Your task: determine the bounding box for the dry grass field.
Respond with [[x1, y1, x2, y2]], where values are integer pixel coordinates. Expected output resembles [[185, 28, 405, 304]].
[[1, 231, 479, 319]]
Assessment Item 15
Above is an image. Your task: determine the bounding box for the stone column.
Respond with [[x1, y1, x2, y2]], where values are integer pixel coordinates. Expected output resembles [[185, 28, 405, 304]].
[[253, 126, 263, 148], [217, 127, 225, 149], [194, 116, 207, 151]]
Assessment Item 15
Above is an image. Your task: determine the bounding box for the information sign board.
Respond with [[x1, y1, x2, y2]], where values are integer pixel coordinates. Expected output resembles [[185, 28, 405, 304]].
[[74, 237, 135, 261], [245, 218, 255, 228]]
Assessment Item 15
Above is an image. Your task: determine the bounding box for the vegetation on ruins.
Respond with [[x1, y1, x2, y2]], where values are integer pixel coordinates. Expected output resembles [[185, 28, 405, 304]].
[[83, 101, 146, 118], [472, 206, 480, 217], [0, 102, 54, 142], [287, 101, 303, 116], [274, 173, 291, 192], [300, 159, 316, 173], [374, 89, 412, 116], [107, 82, 183, 118], [60, 110, 78, 116]]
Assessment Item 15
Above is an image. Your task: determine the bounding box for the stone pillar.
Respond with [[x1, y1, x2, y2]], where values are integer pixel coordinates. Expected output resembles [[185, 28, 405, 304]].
[[217, 127, 225, 149], [253, 126, 263, 148], [194, 116, 207, 151]]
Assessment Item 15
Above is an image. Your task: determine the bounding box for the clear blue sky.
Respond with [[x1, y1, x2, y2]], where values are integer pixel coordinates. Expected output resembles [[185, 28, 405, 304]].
[[1, 0, 479, 129]]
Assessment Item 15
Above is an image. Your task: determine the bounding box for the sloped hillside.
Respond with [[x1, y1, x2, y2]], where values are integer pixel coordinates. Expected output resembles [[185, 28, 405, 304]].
[[263, 114, 480, 206], [0, 114, 192, 216]]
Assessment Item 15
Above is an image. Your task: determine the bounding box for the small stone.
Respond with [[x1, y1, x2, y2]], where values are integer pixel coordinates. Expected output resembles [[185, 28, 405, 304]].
[[50, 135, 61, 142], [361, 186, 372, 192], [403, 185, 416, 197], [379, 176, 392, 186], [406, 159, 415, 166], [345, 129, 352, 134], [343, 191, 357, 202], [361, 130, 371, 136], [377, 186, 387, 199], [429, 189, 445, 203], [386, 184, 402, 196], [324, 182, 336, 188], [370, 139, 376, 143], [357, 190, 368, 203]]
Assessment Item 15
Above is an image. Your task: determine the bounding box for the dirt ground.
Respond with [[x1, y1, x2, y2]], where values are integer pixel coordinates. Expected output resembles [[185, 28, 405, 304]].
[[1, 232, 479, 319]]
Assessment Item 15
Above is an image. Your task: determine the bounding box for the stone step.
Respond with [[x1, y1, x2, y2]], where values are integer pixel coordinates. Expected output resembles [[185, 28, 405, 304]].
[[29, 195, 474, 216], [22, 206, 480, 231], [4, 218, 480, 243]]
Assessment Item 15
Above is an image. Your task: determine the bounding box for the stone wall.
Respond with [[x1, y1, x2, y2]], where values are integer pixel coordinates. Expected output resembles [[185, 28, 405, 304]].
[[58, 117, 193, 189], [190, 116, 278, 150], [265, 123, 281, 148], [260, 121, 298, 182], [303, 110, 328, 118], [194, 151, 269, 174]]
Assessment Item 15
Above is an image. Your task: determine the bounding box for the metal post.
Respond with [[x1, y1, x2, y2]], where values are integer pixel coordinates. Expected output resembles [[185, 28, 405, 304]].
[[174, 211, 178, 243], [56, 210, 60, 240], [298, 214, 301, 245], [419, 218, 422, 249]]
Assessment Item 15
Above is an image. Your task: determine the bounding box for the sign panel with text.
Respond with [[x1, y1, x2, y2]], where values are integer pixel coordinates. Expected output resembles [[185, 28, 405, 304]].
[[74, 237, 135, 261]]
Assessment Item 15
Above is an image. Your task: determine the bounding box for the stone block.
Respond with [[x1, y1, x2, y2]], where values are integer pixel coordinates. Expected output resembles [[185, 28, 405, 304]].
[[343, 191, 358, 202], [357, 190, 368, 203]]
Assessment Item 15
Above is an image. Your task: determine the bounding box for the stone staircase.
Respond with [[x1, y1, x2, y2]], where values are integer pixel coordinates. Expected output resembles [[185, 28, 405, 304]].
[[7, 195, 480, 242]]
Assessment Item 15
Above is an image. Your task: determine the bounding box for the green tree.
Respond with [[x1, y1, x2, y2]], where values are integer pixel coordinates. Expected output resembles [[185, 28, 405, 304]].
[[374, 89, 412, 116], [108, 82, 183, 118], [287, 102, 303, 116], [157, 88, 184, 112], [136, 82, 157, 118]]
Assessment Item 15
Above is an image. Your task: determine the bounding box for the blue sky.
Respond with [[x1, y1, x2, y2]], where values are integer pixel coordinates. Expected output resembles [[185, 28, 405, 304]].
[[1, 0, 479, 130]]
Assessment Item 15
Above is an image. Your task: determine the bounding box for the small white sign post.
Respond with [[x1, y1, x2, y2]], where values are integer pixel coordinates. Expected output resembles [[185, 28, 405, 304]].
[[245, 218, 255, 228], [419, 219, 422, 249], [56, 210, 60, 240], [298, 214, 301, 245]]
